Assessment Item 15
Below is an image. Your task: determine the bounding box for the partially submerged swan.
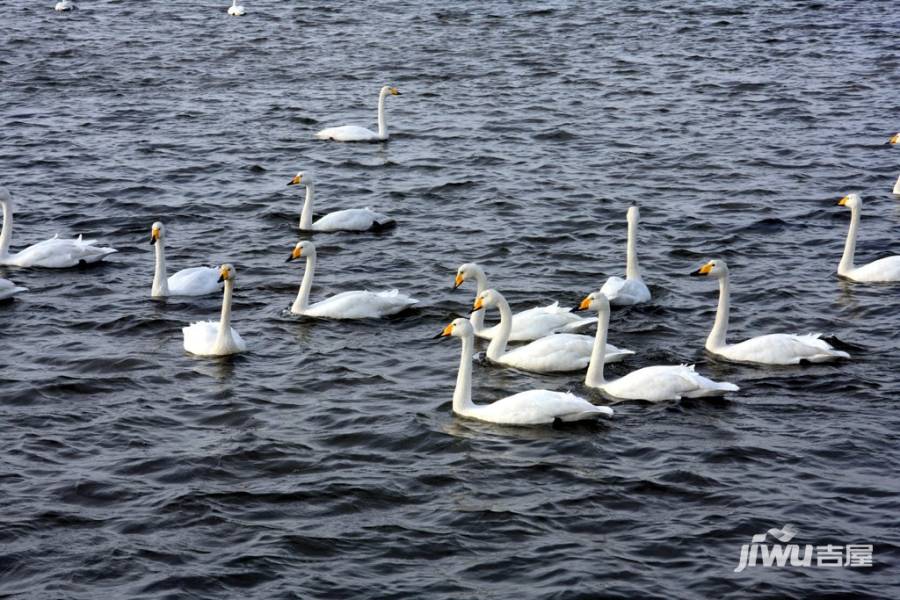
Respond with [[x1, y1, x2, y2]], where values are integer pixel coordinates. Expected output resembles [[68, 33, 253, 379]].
[[315, 86, 400, 142], [836, 194, 900, 282], [600, 205, 651, 306], [287, 171, 393, 232]]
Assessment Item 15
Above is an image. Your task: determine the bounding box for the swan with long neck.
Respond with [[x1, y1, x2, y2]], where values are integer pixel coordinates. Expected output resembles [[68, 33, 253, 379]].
[[227, 0, 246, 16], [577, 291, 738, 400], [600, 205, 652, 306], [315, 86, 400, 142], [472, 289, 633, 373], [454, 262, 597, 340], [836, 194, 900, 281], [438, 318, 613, 425], [286, 171, 393, 232], [0, 187, 117, 268], [690, 259, 849, 364], [182, 264, 247, 356], [0, 278, 27, 300], [287, 240, 417, 319], [149, 222, 220, 298]]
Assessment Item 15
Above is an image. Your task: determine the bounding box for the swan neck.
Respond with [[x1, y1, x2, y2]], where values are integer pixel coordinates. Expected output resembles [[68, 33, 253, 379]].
[[292, 254, 315, 313], [485, 296, 512, 360], [453, 332, 476, 414], [0, 199, 12, 258], [152, 238, 169, 297], [707, 274, 730, 351], [625, 217, 640, 279], [585, 306, 609, 388], [377, 89, 388, 139], [216, 279, 235, 347], [839, 205, 859, 275], [468, 272, 489, 332], [299, 183, 314, 230]]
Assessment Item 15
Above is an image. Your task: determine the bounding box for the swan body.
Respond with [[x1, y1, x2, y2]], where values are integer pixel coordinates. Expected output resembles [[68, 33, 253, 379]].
[[454, 262, 596, 341], [54, 1, 75, 11], [473, 289, 633, 373], [0, 187, 117, 268], [600, 205, 651, 306], [287, 171, 393, 232], [0, 278, 27, 300], [439, 319, 613, 425], [287, 240, 417, 318], [579, 291, 738, 401], [893, 175, 900, 196], [182, 264, 247, 356], [227, 0, 245, 15], [690, 259, 849, 365], [315, 86, 400, 142], [149, 222, 220, 298], [836, 194, 900, 282]]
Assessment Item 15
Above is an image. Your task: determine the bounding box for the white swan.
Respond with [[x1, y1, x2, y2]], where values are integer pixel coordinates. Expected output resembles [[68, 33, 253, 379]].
[[473, 289, 633, 373], [690, 259, 849, 364], [315, 86, 400, 142], [836, 193, 900, 282], [286, 171, 393, 232], [182, 264, 247, 356], [438, 318, 613, 426], [227, 0, 246, 16], [0, 278, 27, 300], [54, 1, 75, 11], [0, 187, 117, 268], [578, 291, 738, 401], [149, 222, 220, 298], [454, 262, 596, 341], [287, 240, 417, 318], [600, 204, 651, 306]]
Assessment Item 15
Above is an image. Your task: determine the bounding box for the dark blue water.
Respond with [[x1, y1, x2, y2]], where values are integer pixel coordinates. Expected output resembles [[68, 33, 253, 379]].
[[2, 1, 899, 598]]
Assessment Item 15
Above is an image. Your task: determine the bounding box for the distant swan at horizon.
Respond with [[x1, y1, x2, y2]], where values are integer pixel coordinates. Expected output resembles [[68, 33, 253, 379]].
[[182, 264, 247, 356], [54, 1, 75, 11], [0, 187, 117, 268], [438, 318, 614, 426], [600, 204, 651, 306], [836, 193, 900, 282], [315, 86, 400, 142], [0, 278, 28, 301], [690, 259, 849, 365], [227, 0, 246, 16], [286, 171, 393, 232], [149, 222, 220, 298], [287, 240, 417, 319]]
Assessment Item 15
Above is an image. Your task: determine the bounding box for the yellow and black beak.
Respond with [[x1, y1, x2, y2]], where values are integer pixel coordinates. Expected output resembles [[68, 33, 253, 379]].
[[432, 322, 454, 339], [286, 246, 303, 263], [888, 134, 899, 145], [150, 228, 160, 245], [453, 273, 465, 289], [837, 195, 849, 206], [287, 174, 302, 186], [390, 87, 401, 96], [472, 296, 485, 312], [690, 262, 714, 277], [574, 295, 592, 312], [217, 266, 230, 283]]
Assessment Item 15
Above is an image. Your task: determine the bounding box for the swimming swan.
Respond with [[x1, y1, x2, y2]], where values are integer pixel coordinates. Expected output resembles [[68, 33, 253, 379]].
[[182, 264, 247, 356], [473, 289, 634, 373], [315, 86, 400, 142], [287, 171, 393, 232], [577, 291, 738, 401], [836, 194, 900, 282], [690, 259, 849, 365], [438, 318, 613, 426], [227, 0, 246, 16], [0, 278, 27, 300], [149, 222, 221, 298], [454, 262, 596, 341], [600, 204, 652, 306], [0, 187, 117, 268], [54, 1, 75, 11], [287, 240, 417, 318]]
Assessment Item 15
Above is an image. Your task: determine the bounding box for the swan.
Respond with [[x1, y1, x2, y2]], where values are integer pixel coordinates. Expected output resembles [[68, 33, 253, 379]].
[[227, 0, 246, 16], [286, 171, 393, 232], [577, 291, 738, 401], [454, 262, 596, 341], [149, 222, 220, 298], [836, 194, 900, 282], [600, 204, 652, 306], [182, 264, 247, 356], [315, 86, 400, 142], [0, 187, 117, 268], [54, 1, 75, 11], [437, 318, 613, 425], [0, 278, 27, 301], [287, 240, 417, 318], [473, 289, 634, 373], [690, 259, 849, 364]]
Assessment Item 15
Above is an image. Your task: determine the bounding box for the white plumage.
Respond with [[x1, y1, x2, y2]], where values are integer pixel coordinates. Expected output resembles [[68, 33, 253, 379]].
[[227, 0, 246, 16], [600, 205, 651, 306], [0, 278, 28, 300], [287, 171, 393, 232], [149, 222, 220, 298], [315, 86, 400, 142], [182, 264, 247, 357], [836, 194, 900, 282]]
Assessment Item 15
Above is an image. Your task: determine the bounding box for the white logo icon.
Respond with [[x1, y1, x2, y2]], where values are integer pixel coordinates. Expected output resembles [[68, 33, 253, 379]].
[[735, 525, 873, 572]]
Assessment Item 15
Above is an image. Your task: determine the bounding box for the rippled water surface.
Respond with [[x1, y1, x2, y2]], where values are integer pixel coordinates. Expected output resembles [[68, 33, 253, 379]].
[[2, 1, 900, 598]]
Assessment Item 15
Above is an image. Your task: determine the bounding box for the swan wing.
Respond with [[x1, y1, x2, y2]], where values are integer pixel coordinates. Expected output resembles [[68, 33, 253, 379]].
[[7, 234, 117, 268], [0, 278, 28, 300], [312, 208, 393, 232], [601, 276, 651, 306], [603, 364, 738, 401], [305, 289, 417, 319], [847, 256, 900, 282], [469, 390, 613, 425], [167, 266, 221, 296], [718, 333, 849, 365], [504, 302, 593, 341], [315, 125, 379, 142], [182, 320, 219, 355]]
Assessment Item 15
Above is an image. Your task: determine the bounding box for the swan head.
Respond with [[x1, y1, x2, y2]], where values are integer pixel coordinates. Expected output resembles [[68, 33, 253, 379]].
[[218, 263, 236, 283], [287, 171, 312, 187], [889, 133, 899, 145], [576, 291, 610, 313], [435, 317, 473, 340], [381, 86, 401, 97], [149, 221, 164, 244], [690, 259, 728, 278], [837, 193, 861, 209], [286, 240, 316, 262], [454, 262, 484, 289], [472, 288, 503, 312], [627, 204, 640, 223]]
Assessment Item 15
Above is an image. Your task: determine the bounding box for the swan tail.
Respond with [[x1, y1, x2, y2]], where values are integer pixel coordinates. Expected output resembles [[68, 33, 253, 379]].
[[796, 333, 851, 359]]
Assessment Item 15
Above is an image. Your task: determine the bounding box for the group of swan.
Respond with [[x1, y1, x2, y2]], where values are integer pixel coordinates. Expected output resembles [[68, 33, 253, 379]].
[[287, 171, 393, 232]]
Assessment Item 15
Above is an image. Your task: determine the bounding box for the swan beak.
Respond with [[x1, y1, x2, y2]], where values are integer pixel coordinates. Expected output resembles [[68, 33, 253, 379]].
[[889, 134, 899, 145], [690, 262, 714, 277], [217, 265, 230, 283], [389, 87, 401, 96], [433, 322, 454, 339], [286, 247, 303, 262], [472, 296, 485, 312], [287, 174, 302, 186], [837, 195, 849, 206], [453, 273, 465, 289], [575, 296, 592, 312], [149, 229, 159, 245]]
